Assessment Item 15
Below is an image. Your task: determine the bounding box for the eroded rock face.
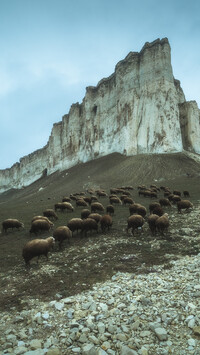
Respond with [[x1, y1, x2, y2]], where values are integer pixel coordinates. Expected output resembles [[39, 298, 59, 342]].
[[0, 38, 199, 192]]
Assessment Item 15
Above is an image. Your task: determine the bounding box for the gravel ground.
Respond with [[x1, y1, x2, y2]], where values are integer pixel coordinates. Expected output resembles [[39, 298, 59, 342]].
[[1, 251, 200, 355]]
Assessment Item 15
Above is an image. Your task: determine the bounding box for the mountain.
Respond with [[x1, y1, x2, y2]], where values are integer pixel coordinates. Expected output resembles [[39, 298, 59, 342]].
[[0, 38, 200, 193]]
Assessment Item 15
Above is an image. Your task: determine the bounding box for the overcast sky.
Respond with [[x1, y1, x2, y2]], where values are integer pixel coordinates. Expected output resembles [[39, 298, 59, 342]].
[[0, 0, 199, 169]]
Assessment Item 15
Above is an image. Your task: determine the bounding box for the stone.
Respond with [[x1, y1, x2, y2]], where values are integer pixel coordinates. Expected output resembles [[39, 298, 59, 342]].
[[193, 326, 200, 335], [188, 338, 196, 347], [120, 345, 138, 355], [46, 349, 61, 355], [154, 328, 168, 341], [30, 339, 42, 349]]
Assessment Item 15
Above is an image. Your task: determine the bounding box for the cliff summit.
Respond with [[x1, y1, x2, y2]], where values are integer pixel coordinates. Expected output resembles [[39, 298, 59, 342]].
[[0, 38, 200, 192]]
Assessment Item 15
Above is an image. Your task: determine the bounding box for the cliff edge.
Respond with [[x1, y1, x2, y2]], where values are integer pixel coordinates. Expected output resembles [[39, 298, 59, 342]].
[[0, 38, 199, 192]]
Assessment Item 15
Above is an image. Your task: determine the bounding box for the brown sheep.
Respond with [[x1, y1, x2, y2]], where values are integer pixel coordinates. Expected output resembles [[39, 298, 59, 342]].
[[81, 209, 91, 219], [101, 214, 112, 232], [62, 196, 71, 202], [149, 202, 161, 214], [159, 198, 171, 208], [22, 236, 55, 266], [106, 205, 115, 215], [81, 218, 98, 237], [53, 226, 72, 249], [83, 196, 92, 205], [177, 200, 193, 213], [173, 190, 181, 196], [32, 216, 54, 228], [43, 209, 58, 220], [148, 214, 159, 234], [109, 196, 122, 205], [123, 197, 134, 205], [67, 218, 83, 235], [127, 214, 145, 236], [171, 195, 182, 204], [155, 213, 169, 234], [129, 203, 147, 218], [96, 190, 108, 198], [150, 204, 164, 217], [29, 219, 51, 235], [76, 199, 88, 207], [183, 190, 190, 197], [91, 202, 105, 213], [88, 213, 102, 224], [55, 202, 74, 212], [2, 219, 24, 234]]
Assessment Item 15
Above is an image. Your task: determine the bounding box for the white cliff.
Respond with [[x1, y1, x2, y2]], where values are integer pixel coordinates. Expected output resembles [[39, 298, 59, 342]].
[[0, 38, 199, 192]]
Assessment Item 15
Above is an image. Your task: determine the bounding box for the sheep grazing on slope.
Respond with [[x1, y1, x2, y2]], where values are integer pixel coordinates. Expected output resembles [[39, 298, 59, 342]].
[[81, 209, 91, 219], [62, 196, 71, 202], [171, 195, 182, 204], [101, 214, 112, 232], [148, 214, 159, 234], [43, 209, 58, 220], [81, 218, 98, 237], [159, 198, 172, 208], [129, 203, 147, 218], [106, 205, 115, 215], [2, 219, 24, 234], [109, 196, 122, 205], [177, 200, 193, 213], [91, 202, 105, 213], [53, 226, 72, 249], [22, 236, 55, 266], [55, 202, 74, 212], [31, 216, 54, 228], [155, 213, 169, 234], [183, 190, 190, 197], [76, 199, 88, 207], [67, 218, 83, 235], [126, 214, 145, 236], [149, 202, 161, 214], [88, 213, 102, 224], [123, 197, 134, 206], [29, 219, 51, 235]]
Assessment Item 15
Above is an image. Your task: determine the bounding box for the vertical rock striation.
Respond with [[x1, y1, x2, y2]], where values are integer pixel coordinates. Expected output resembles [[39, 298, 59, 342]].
[[0, 38, 199, 192]]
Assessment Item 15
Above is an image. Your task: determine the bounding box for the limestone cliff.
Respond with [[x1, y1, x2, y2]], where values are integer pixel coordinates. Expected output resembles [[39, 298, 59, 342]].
[[0, 38, 199, 192]]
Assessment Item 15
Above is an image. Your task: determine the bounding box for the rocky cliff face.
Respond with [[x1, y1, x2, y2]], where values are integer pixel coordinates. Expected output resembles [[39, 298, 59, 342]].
[[0, 38, 199, 192]]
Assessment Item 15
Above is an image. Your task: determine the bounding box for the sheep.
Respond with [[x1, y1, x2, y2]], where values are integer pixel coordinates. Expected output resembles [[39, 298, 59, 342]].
[[101, 214, 112, 232], [29, 219, 51, 235], [126, 214, 145, 236], [183, 190, 190, 197], [150, 204, 164, 217], [173, 190, 181, 196], [106, 205, 115, 215], [109, 196, 122, 205], [43, 209, 58, 220], [67, 218, 83, 235], [91, 202, 105, 213], [22, 236, 55, 266], [129, 203, 147, 218], [159, 198, 171, 208], [177, 200, 193, 213], [76, 199, 88, 207], [149, 202, 161, 214], [123, 197, 134, 205], [2, 219, 24, 234], [83, 196, 92, 205], [171, 195, 182, 204], [81, 218, 98, 237], [62, 196, 71, 202], [96, 190, 108, 198], [155, 213, 169, 234], [31, 216, 54, 228], [81, 209, 91, 219], [88, 213, 102, 224], [55, 202, 74, 212], [53, 226, 72, 249], [148, 214, 159, 234]]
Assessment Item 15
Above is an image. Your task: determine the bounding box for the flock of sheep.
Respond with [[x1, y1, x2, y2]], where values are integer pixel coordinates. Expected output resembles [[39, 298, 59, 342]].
[[1, 184, 193, 267]]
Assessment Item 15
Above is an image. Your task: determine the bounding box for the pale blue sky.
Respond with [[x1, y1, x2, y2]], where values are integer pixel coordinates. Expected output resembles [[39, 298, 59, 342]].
[[0, 0, 199, 169]]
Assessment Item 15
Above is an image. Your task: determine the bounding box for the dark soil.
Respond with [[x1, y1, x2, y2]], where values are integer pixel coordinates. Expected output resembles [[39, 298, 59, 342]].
[[0, 152, 200, 311]]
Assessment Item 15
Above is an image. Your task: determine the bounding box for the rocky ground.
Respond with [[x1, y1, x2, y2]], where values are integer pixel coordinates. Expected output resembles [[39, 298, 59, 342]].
[[1, 205, 200, 355]]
